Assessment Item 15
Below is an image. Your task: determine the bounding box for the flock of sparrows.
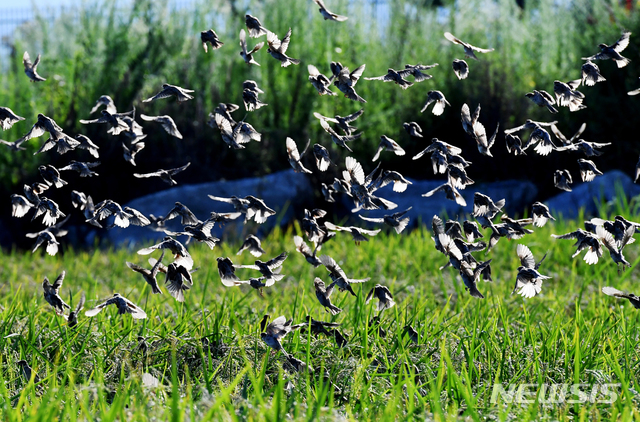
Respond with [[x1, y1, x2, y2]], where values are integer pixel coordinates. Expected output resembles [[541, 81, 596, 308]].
[[6, 1, 640, 380]]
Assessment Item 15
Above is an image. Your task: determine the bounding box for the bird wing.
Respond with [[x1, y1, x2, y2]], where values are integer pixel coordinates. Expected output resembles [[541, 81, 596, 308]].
[[592, 218, 612, 229], [266, 315, 288, 336], [571, 123, 587, 142], [239, 29, 248, 54], [357, 227, 382, 236], [412, 146, 432, 161], [358, 215, 384, 224], [371, 144, 384, 162], [42, 276, 53, 293], [133, 171, 160, 179], [52, 271, 65, 291], [343, 109, 364, 122], [26, 229, 44, 239], [517, 244, 535, 268], [461, 103, 472, 128], [221, 276, 246, 287], [279, 28, 293, 54], [620, 225, 635, 249], [432, 215, 445, 236], [126, 261, 149, 276], [537, 90, 555, 104], [612, 31, 632, 53], [344, 156, 365, 185], [235, 264, 260, 270], [266, 252, 288, 269], [487, 122, 499, 150], [123, 207, 150, 226], [439, 233, 463, 260], [293, 235, 313, 255], [174, 85, 194, 93], [365, 287, 375, 304], [208, 195, 236, 205], [472, 120, 487, 145], [324, 221, 349, 232], [581, 51, 601, 60], [266, 30, 281, 50], [313, 277, 327, 292], [82, 161, 101, 169], [349, 277, 371, 284], [75, 293, 86, 313], [168, 162, 191, 175], [313, 111, 338, 124], [85, 299, 110, 317], [324, 280, 336, 297], [249, 41, 264, 55], [397, 68, 413, 78], [123, 297, 147, 319], [137, 243, 160, 255], [423, 183, 447, 197], [319, 254, 340, 273], [143, 88, 173, 103], [307, 64, 320, 77], [0, 139, 24, 149], [550, 124, 569, 144], [444, 32, 464, 45], [286, 137, 301, 161], [350, 64, 366, 86], [440, 141, 462, 156], [534, 252, 548, 270], [551, 231, 579, 240], [471, 45, 494, 53], [23, 51, 33, 68], [330, 61, 343, 78], [79, 115, 113, 124], [602, 286, 629, 298], [319, 118, 339, 137], [21, 122, 47, 142], [504, 123, 528, 135], [596, 225, 617, 253], [364, 74, 388, 81], [148, 250, 167, 276], [139, 114, 158, 122], [566, 79, 582, 90]]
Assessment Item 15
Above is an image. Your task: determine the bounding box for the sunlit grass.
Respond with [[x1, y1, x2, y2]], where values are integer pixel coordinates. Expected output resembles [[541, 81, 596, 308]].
[[1, 208, 640, 420]]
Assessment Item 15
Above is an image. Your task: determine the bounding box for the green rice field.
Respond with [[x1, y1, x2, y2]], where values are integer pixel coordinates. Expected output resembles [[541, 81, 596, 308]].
[[1, 207, 640, 421]]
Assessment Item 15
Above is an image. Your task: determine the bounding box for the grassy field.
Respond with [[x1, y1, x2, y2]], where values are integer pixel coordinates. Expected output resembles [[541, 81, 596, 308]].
[[1, 208, 640, 421]]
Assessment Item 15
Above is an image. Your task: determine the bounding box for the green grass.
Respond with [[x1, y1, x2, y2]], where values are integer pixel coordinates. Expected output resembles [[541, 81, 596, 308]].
[[1, 211, 640, 421]]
